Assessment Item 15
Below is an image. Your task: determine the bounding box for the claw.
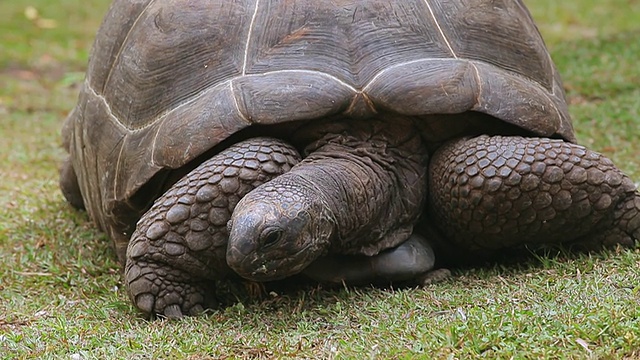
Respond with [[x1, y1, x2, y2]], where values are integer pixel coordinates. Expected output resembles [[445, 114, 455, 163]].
[[164, 304, 183, 319], [135, 293, 156, 315], [190, 304, 204, 316], [418, 268, 452, 286]]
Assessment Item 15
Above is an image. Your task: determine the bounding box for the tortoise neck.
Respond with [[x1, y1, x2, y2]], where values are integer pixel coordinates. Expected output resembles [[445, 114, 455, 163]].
[[290, 130, 428, 255]]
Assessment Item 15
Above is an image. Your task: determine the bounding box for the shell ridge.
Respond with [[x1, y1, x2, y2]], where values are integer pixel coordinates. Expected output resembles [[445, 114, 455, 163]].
[[469, 62, 482, 108], [422, 0, 458, 59], [229, 81, 253, 125], [149, 118, 165, 167], [113, 137, 128, 203], [242, 0, 261, 76], [85, 81, 129, 132]]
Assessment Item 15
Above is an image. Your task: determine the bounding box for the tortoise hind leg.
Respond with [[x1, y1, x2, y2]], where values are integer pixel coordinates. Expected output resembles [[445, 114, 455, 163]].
[[60, 157, 85, 210], [428, 135, 640, 257], [125, 137, 300, 318]]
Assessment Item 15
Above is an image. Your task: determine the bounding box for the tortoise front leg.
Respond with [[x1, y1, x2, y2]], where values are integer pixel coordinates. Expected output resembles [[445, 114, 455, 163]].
[[125, 137, 300, 318], [428, 135, 640, 257]]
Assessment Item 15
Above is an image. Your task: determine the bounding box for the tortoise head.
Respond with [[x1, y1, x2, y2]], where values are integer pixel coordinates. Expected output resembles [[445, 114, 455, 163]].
[[226, 177, 335, 282]]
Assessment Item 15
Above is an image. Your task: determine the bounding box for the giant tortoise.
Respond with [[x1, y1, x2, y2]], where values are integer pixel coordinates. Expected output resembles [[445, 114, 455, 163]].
[[60, 0, 640, 318]]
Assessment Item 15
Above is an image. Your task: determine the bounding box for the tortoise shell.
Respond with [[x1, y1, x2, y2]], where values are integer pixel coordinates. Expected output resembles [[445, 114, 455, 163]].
[[62, 0, 573, 245]]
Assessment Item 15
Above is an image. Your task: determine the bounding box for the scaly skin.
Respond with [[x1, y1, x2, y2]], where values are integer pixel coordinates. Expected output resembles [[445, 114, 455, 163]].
[[429, 135, 640, 256], [125, 137, 300, 318]]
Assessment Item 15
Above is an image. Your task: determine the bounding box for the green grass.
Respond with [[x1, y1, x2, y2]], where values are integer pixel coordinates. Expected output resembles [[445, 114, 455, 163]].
[[1, 0, 639, 358]]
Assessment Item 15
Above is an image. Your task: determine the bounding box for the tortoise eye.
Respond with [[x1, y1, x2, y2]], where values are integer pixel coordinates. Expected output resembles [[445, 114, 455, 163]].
[[259, 228, 283, 249]]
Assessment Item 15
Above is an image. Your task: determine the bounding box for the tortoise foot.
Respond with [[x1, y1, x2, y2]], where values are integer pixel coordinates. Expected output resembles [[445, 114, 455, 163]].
[[417, 268, 452, 286], [124, 137, 300, 317], [126, 260, 215, 319]]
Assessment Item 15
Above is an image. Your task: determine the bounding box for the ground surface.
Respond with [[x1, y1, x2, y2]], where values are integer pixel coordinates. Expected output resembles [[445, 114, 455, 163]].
[[1, 0, 639, 358]]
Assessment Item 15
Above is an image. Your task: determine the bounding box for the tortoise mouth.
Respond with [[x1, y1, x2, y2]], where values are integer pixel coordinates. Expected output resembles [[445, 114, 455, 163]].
[[226, 243, 317, 282]]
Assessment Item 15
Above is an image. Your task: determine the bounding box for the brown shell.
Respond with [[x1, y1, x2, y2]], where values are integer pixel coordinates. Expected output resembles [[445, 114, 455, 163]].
[[62, 0, 573, 236]]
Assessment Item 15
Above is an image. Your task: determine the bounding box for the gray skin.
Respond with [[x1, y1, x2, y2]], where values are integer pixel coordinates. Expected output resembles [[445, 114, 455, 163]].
[[59, 0, 640, 318]]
